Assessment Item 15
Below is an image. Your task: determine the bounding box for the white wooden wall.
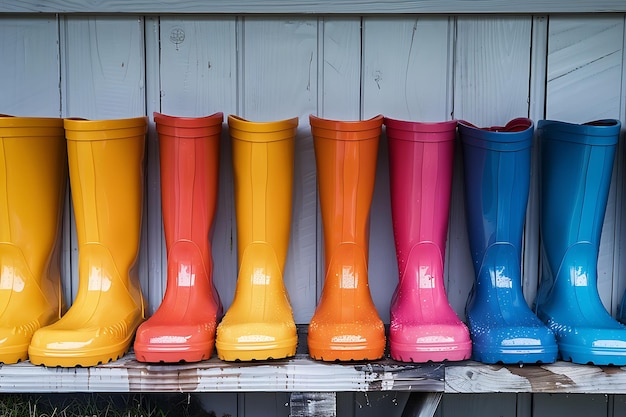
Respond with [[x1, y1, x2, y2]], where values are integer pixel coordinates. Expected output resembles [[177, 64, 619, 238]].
[[1, 13, 626, 417]]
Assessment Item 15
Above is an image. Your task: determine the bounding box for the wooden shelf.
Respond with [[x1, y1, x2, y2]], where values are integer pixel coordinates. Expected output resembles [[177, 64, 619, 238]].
[[445, 361, 626, 394], [3, 355, 626, 394], [0, 0, 625, 14], [0, 354, 444, 393]]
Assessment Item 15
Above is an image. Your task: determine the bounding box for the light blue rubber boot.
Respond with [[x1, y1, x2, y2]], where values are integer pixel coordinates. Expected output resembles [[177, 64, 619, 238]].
[[535, 119, 626, 366], [460, 118, 558, 364]]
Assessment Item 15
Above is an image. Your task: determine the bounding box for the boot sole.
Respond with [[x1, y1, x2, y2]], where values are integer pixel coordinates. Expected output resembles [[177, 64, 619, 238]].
[[390, 341, 472, 363], [29, 348, 129, 367], [0, 345, 29, 365], [216, 337, 297, 362], [560, 344, 626, 366], [28, 339, 132, 367], [134, 342, 215, 363], [471, 344, 558, 365], [308, 341, 385, 362]]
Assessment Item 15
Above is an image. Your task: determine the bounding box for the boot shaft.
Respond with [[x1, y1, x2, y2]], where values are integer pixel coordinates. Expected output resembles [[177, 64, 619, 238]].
[[310, 114, 382, 267], [228, 115, 297, 268], [385, 118, 456, 266], [539, 119, 620, 264], [0, 116, 67, 263], [459, 118, 533, 272], [64, 117, 147, 264], [155, 112, 223, 247]]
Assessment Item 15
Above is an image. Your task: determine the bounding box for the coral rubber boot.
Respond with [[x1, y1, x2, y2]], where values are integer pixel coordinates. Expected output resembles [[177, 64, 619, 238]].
[[459, 118, 557, 364], [307, 114, 386, 362], [134, 112, 224, 363], [0, 115, 66, 364], [215, 115, 298, 361], [385, 117, 471, 363], [535, 119, 626, 366], [29, 117, 147, 367]]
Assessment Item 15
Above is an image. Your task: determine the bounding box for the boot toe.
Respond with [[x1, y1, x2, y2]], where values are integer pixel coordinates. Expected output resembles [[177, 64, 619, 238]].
[[134, 321, 217, 363], [216, 319, 297, 361], [389, 321, 472, 363]]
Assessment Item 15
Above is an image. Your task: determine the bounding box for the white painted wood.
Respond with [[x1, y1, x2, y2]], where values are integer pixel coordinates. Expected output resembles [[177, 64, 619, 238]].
[[0, 16, 60, 117], [362, 16, 452, 122], [319, 17, 361, 120], [60, 16, 146, 305], [448, 16, 533, 317], [143, 16, 164, 316], [545, 16, 625, 314], [523, 15, 548, 308], [237, 17, 319, 323], [452, 16, 532, 126], [615, 15, 626, 319], [1, 0, 626, 14]]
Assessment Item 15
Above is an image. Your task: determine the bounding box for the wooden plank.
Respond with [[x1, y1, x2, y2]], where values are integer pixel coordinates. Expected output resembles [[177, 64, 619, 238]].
[[546, 16, 624, 123], [616, 15, 626, 321], [362, 16, 452, 122], [439, 393, 518, 417], [0, 16, 60, 116], [319, 17, 361, 120], [445, 362, 626, 394], [401, 392, 442, 417], [1, 0, 626, 14], [0, 355, 444, 393], [246, 392, 290, 417], [143, 16, 165, 316], [533, 393, 609, 416], [522, 15, 548, 308], [290, 392, 337, 417]]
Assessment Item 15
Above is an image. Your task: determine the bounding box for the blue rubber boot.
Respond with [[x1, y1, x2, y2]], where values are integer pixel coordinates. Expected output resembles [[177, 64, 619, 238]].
[[460, 118, 558, 364], [535, 119, 626, 366]]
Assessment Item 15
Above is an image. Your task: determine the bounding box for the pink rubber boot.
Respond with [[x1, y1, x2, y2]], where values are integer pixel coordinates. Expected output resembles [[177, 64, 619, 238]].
[[385, 117, 472, 362]]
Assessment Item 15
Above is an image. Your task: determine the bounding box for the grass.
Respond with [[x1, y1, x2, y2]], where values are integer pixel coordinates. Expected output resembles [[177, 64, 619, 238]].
[[0, 393, 225, 417]]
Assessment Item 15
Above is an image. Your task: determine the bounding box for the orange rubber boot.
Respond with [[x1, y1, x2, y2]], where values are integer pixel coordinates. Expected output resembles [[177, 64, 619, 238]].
[[0, 115, 66, 364], [134, 112, 224, 363], [215, 115, 298, 361], [307, 114, 386, 361], [29, 117, 147, 367]]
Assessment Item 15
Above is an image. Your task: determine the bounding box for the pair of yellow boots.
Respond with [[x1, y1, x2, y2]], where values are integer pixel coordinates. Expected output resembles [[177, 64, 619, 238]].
[[0, 115, 146, 367]]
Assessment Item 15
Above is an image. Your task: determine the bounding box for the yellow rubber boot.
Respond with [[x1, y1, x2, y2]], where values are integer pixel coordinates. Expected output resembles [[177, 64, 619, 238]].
[[29, 117, 147, 367], [215, 115, 298, 361], [0, 115, 66, 364]]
